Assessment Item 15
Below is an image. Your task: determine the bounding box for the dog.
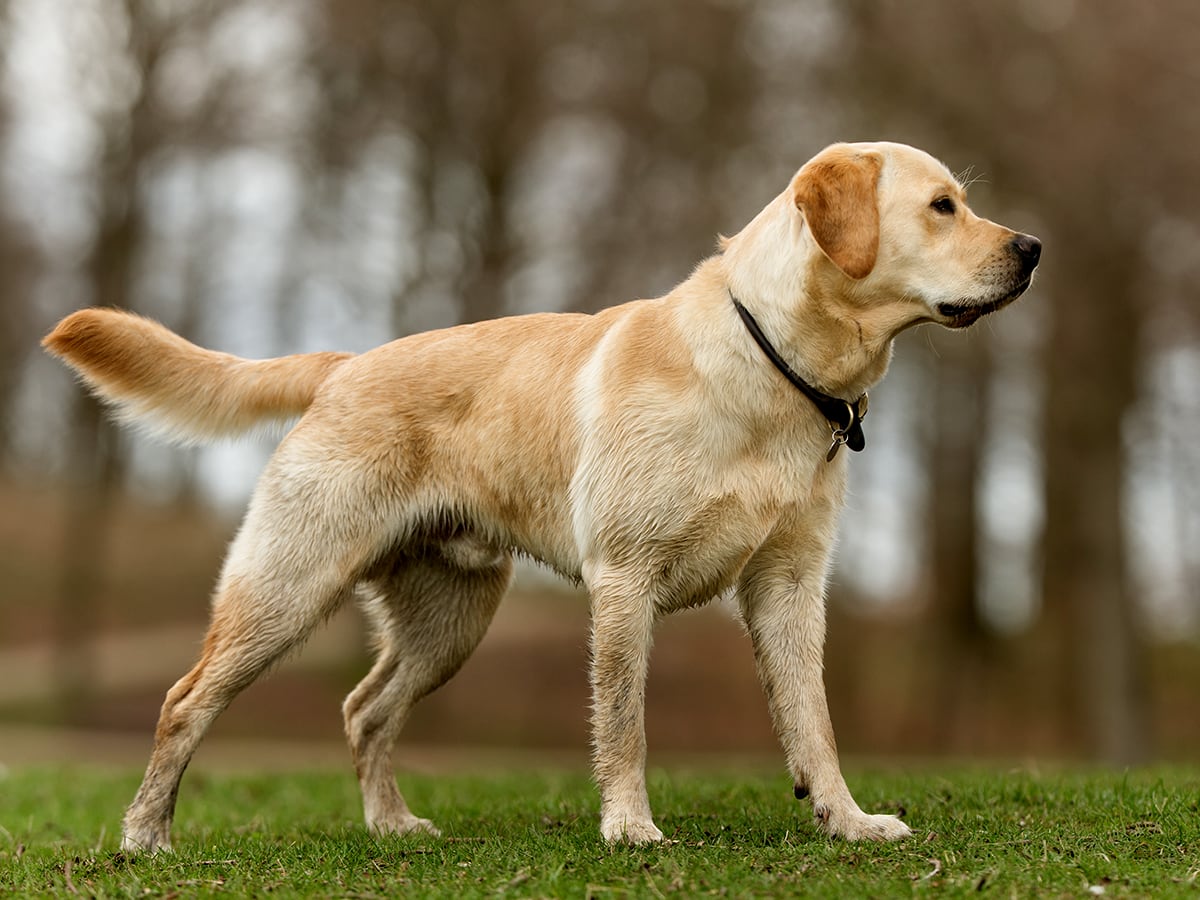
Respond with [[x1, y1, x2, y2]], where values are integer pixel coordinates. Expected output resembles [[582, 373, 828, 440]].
[[44, 141, 1040, 851]]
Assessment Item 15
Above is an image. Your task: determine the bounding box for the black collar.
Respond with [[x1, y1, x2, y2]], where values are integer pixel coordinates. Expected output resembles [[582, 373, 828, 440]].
[[730, 293, 868, 461]]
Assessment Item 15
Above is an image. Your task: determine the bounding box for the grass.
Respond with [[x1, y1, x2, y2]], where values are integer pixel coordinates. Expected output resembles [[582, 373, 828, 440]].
[[2, 764, 1198, 897]]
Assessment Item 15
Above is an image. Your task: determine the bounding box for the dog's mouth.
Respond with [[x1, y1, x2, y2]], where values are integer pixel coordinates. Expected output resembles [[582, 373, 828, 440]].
[[936, 277, 1033, 329]]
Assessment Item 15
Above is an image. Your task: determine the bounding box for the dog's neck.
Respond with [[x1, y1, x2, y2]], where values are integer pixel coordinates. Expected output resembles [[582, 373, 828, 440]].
[[712, 192, 896, 400]]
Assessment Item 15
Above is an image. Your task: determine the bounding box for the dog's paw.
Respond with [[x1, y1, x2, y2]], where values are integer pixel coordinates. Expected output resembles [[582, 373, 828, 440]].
[[369, 814, 441, 838], [601, 814, 664, 845], [815, 805, 911, 842], [120, 825, 173, 854]]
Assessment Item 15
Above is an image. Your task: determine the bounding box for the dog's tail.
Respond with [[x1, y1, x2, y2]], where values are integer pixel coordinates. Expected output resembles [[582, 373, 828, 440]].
[[43, 308, 354, 445]]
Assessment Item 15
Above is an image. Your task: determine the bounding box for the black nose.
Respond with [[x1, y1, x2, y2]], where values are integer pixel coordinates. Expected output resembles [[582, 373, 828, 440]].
[[1011, 233, 1042, 269]]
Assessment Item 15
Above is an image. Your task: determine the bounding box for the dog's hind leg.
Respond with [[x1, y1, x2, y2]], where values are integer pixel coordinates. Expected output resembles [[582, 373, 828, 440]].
[[120, 452, 386, 853], [121, 576, 351, 853], [343, 545, 512, 837]]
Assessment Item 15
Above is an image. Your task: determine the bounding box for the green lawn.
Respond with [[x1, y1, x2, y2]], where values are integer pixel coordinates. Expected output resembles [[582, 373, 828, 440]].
[[2, 765, 1197, 897]]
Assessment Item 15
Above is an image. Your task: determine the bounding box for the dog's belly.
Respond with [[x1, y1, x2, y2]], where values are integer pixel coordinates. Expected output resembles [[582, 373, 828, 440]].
[[479, 486, 582, 580]]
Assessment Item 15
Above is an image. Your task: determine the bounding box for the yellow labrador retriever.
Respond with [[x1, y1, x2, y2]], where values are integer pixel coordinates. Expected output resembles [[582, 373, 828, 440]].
[[44, 141, 1040, 851]]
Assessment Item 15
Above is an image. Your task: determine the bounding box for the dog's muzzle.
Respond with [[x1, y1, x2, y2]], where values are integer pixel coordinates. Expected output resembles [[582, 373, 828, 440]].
[[936, 232, 1042, 327]]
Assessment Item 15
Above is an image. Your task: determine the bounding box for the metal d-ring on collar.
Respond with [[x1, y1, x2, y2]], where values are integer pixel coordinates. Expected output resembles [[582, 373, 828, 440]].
[[730, 292, 869, 462]]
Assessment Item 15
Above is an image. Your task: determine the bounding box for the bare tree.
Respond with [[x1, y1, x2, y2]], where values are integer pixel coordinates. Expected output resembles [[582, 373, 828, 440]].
[[301, 0, 761, 339], [54, 0, 170, 718], [0, 0, 35, 464], [832, 0, 1200, 761], [924, 328, 994, 751]]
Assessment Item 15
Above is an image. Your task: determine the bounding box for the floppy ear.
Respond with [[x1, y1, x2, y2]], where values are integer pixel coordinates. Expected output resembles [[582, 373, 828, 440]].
[[792, 146, 882, 279]]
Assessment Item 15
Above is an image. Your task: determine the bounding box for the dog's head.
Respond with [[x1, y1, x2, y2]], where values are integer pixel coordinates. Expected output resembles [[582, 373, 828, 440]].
[[790, 141, 1041, 334]]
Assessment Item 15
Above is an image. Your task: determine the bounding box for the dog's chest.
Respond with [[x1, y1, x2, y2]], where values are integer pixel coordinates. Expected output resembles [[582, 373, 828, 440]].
[[575, 423, 837, 608]]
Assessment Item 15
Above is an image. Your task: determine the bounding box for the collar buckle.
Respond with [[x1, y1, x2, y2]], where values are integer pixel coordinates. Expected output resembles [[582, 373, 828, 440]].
[[826, 428, 850, 462]]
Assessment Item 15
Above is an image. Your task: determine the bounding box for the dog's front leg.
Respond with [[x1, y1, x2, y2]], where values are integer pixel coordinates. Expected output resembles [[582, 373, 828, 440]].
[[586, 564, 662, 844], [739, 539, 911, 842]]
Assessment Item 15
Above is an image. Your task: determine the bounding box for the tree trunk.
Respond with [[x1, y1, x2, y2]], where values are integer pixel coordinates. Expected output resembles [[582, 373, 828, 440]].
[[0, 0, 33, 463], [924, 329, 994, 752], [1040, 245, 1150, 764], [54, 0, 159, 721], [54, 396, 123, 722]]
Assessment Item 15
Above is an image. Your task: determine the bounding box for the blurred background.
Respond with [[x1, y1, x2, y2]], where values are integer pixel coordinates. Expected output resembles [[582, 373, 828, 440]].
[[1, 0, 1198, 771]]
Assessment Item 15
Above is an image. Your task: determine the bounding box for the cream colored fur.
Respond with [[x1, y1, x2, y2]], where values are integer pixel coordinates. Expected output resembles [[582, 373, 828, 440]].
[[43, 141, 1039, 851]]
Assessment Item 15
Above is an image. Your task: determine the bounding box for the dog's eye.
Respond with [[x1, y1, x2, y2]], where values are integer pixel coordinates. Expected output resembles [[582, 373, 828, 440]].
[[931, 197, 956, 215]]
